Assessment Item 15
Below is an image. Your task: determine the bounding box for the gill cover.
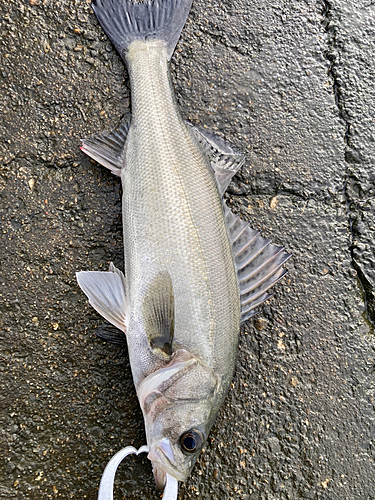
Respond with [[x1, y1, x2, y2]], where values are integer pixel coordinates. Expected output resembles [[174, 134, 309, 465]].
[[137, 350, 220, 485]]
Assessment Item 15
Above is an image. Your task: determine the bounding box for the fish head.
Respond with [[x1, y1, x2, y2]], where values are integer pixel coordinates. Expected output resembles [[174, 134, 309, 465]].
[[138, 350, 221, 489]]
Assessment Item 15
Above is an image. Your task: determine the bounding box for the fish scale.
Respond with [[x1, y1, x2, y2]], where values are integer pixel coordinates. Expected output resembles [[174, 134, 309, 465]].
[[124, 41, 240, 385]]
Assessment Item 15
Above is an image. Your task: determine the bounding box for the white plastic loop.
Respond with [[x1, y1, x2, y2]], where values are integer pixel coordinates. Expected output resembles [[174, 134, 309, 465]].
[[97, 445, 149, 500], [163, 473, 179, 500], [97, 445, 179, 500]]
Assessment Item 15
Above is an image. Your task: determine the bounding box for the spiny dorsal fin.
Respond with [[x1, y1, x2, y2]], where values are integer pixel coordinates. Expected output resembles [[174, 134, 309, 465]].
[[188, 124, 245, 195], [80, 116, 131, 176], [224, 205, 291, 323], [76, 263, 128, 332], [143, 272, 175, 357]]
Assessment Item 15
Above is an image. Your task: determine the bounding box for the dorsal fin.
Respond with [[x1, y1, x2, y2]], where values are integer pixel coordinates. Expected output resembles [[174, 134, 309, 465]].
[[80, 116, 131, 176], [224, 204, 291, 323], [188, 124, 245, 195], [189, 123, 290, 320], [143, 272, 175, 357]]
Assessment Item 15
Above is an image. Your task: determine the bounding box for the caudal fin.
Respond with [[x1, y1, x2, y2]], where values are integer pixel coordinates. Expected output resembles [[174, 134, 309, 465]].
[[92, 0, 193, 60]]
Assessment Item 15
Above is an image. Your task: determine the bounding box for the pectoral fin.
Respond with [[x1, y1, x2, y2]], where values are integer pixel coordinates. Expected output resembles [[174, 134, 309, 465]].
[[80, 116, 131, 176], [76, 263, 128, 333], [143, 272, 175, 356], [188, 124, 245, 195]]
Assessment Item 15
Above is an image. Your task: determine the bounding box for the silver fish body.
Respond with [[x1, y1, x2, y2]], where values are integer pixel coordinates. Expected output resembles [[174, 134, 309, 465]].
[[77, 0, 290, 491], [123, 39, 240, 391], [122, 39, 241, 484]]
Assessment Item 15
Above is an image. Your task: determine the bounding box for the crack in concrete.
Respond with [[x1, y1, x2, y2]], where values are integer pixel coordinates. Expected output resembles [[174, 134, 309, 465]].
[[321, 0, 374, 328], [344, 175, 375, 329]]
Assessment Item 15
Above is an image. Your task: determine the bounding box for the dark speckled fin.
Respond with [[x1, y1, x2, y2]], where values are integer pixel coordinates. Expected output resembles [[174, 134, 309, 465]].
[[188, 125, 245, 195], [95, 323, 127, 345], [143, 272, 175, 357], [224, 205, 291, 323], [80, 117, 131, 176]]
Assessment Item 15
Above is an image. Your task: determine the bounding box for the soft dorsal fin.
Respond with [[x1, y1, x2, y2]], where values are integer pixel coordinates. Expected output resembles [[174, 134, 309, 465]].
[[76, 263, 128, 333], [143, 272, 175, 357], [80, 116, 131, 176], [188, 125, 245, 195], [189, 123, 290, 320], [224, 205, 291, 323]]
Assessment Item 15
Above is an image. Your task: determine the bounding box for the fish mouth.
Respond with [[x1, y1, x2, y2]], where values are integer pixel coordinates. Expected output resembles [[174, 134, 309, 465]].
[[148, 439, 187, 489], [151, 463, 167, 490]]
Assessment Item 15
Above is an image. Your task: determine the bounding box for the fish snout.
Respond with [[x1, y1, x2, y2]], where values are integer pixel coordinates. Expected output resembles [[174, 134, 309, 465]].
[[148, 438, 187, 488]]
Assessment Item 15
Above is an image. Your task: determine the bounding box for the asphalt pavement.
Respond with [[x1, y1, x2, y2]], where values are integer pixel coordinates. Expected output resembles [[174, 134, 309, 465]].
[[0, 0, 374, 499]]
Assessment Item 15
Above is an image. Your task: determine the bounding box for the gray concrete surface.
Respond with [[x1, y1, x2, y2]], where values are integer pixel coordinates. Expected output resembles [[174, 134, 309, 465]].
[[0, 0, 374, 499]]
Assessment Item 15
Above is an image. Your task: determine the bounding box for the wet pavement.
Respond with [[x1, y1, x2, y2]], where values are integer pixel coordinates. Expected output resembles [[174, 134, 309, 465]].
[[0, 0, 374, 499]]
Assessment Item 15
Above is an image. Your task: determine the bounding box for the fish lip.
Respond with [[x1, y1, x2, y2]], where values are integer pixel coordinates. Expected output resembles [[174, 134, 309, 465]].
[[148, 443, 187, 484], [152, 464, 166, 491]]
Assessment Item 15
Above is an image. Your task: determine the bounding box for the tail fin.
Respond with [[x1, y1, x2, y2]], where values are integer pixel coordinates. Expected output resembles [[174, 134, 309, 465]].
[[92, 0, 193, 60]]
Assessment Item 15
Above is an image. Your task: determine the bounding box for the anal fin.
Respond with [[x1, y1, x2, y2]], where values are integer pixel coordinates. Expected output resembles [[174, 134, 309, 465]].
[[80, 116, 131, 176], [95, 323, 127, 346]]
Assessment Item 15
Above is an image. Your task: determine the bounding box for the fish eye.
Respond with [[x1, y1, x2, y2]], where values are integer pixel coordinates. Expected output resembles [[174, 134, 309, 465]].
[[179, 429, 205, 455]]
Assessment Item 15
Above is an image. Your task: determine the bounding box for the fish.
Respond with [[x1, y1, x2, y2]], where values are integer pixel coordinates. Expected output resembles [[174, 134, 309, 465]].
[[76, 0, 290, 493]]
